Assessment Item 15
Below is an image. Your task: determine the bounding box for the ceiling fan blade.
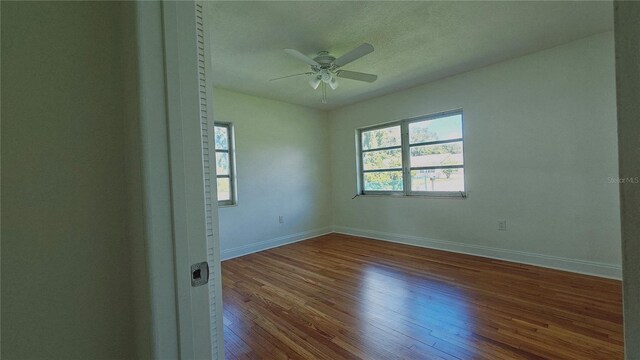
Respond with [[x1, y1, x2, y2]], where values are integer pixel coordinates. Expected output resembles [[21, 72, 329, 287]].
[[333, 43, 374, 68], [283, 49, 320, 67], [269, 72, 314, 81], [335, 70, 377, 83]]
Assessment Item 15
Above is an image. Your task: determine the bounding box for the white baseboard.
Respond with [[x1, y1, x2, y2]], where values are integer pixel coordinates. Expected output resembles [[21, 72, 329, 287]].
[[332, 226, 622, 280], [221, 227, 333, 261]]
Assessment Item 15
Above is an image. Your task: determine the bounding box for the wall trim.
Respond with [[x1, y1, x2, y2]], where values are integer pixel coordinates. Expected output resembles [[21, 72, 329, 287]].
[[221, 227, 333, 261], [332, 226, 622, 280], [219, 225, 621, 279]]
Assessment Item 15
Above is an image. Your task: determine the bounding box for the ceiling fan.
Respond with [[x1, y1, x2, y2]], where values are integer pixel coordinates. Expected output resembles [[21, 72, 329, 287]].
[[270, 43, 378, 104]]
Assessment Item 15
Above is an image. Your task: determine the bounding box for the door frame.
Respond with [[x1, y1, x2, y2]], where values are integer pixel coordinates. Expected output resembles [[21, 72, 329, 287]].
[[134, 1, 224, 359]]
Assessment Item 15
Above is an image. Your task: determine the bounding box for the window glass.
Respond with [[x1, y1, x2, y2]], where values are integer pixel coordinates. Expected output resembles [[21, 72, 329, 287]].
[[410, 169, 465, 192], [363, 171, 404, 191], [358, 111, 465, 196], [215, 126, 229, 150], [410, 141, 464, 168], [214, 123, 235, 205], [361, 125, 401, 150], [363, 149, 403, 171], [409, 115, 462, 144], [216, 178, 231, 201], [215, 152, 229, 176]]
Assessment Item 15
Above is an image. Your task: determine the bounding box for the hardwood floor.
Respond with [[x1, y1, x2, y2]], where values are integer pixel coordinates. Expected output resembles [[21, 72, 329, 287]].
[[221, 233, 623, 360]]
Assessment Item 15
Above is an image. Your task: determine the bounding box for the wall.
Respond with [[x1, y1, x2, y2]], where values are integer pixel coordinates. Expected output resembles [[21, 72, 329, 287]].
[[122, 2, 152, 359], [1, 2, 136, 359], [212, 88, 332, 259], [329, 32, 622, 278], [614, 1, 640, 358]]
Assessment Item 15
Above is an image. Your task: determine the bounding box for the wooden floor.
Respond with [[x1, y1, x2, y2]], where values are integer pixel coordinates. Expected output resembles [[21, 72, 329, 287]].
[[221, 234, 623, 360]]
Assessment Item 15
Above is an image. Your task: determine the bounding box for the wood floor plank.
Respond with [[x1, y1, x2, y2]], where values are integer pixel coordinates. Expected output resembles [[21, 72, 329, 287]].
[[222, 234, 623, 360]]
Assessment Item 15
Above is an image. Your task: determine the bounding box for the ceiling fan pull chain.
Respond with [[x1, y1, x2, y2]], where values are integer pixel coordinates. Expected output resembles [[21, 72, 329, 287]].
[[322, 82, 327, 104]]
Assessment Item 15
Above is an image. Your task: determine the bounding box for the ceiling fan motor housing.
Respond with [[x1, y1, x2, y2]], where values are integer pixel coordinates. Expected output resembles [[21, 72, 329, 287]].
[[313, 51, 336, 69]]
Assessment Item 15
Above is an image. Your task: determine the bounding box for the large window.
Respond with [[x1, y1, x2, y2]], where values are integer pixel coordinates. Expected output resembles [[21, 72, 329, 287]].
[[214, 122, 236, 205], [358, 110, 465, 197]]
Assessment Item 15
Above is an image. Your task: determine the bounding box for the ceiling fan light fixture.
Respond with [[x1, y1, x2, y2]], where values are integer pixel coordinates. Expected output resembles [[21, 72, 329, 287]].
[[320, 70, 332, 82], [328, 77, 338, 90], [309, 76, 321, 90]]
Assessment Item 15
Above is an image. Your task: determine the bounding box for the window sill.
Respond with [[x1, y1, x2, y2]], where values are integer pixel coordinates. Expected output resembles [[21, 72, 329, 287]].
[[218, 203, 237, 208], [357, 192, 467, 199]]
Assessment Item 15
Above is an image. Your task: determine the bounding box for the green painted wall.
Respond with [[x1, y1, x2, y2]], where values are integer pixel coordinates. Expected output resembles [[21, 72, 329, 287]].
[[614, 2, 640, 359], [1, 2, 136, 359]]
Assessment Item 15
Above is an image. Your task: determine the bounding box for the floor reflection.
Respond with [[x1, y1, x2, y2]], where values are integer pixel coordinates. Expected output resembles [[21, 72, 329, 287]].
[[358, 264, 474, 357], [221, 236, 624, 359]]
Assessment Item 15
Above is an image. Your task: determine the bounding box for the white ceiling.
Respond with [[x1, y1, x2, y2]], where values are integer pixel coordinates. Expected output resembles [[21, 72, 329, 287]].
[[208, 1, 613, 110]]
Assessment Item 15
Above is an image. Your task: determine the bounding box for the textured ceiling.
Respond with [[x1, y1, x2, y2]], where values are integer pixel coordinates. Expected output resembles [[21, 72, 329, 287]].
[[207, 1, 613, 110]]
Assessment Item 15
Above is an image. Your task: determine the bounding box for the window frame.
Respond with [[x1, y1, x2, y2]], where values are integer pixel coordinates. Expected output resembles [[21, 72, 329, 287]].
[[357, 109, 466, 198], [214, 121, 237, 206], [357, 120, 404, 196]]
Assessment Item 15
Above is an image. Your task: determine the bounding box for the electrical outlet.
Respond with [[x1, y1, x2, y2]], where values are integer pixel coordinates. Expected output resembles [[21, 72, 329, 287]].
[[498, 220, 507, 231], [278, 215, 284, 224]]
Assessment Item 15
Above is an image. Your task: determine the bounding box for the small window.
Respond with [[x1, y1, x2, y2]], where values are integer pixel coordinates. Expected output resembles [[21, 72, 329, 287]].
[[214, 122, 236, 206], [358, 110, 465, 197]]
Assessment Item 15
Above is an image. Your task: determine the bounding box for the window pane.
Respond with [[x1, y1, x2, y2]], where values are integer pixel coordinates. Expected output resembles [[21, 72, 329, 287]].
[[411, 168, 464, 192], [217, 177, 231, 201], [409, 115, 462, 144], [363, 171, 403, 191], [361, 125, 401, 150], [216, 151, 229, 176], [363, 148, 402, 171], [410, 141, 463, 168], [214, 126, 228, 150]]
